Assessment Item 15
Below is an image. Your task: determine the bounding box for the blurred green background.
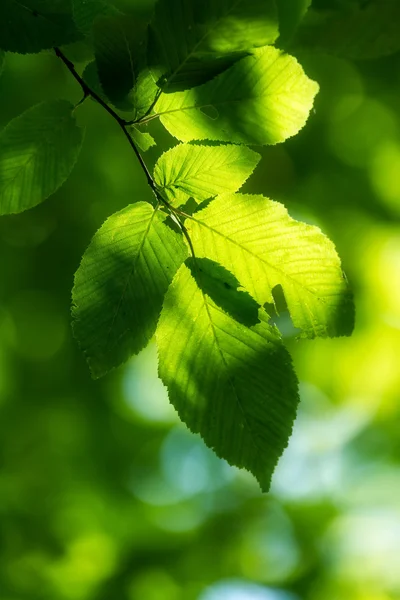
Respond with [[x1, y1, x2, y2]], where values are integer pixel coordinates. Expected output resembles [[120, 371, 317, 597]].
[[1, 2, 400, 599]]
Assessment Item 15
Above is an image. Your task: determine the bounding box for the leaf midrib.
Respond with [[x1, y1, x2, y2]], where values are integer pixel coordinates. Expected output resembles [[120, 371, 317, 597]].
[[0, 111, 74, 205], [188, 214, 323, 302], [105, 204, 158, 347], [198, 279, 266, 464]]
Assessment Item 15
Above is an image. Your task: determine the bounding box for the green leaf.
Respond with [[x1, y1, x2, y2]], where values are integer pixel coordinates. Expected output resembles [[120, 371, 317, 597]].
[[189, 258, 260, 327], [0, 100, 84, 216], [276, 0, 312, 45], [156, 261, 299, 491], [186, 193, 355, 338], [72, 202, 188, 378], [82, 60, 108, 103], [72, 0, 119, 34], [129, 126, 156, 153], [153, 143, 260, 206], [93, 15, 145, 111], [131, 68, 159, 121], [149, 0, 279, 91], [293, 0, 400, 60], [0, 0, 82, 54], [155, 46, 319, 146]]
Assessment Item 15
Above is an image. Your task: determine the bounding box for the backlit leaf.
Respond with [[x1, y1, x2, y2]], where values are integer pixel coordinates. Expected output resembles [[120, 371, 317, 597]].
[[157, 261, 299, 491], [186, 193, 355, 338], [155, 46, 319, 146], [72, 202, 187, 378], [154, 143, 260, 206]]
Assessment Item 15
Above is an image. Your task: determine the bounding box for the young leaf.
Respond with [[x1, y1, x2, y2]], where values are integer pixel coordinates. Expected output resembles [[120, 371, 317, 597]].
[[72, 0, 119, 34], [129, 126, 156, 153], [153, 143, 261, 206], [293, 0, 400, 60], [155, 46, 319, 146], [186, 193, 355, 338], [156, 261, 299, 492], [0, 0, 82, 54], [93, 15, 145, 111], [149, 0, 279, 91], [0, 100, 84, 215], [72, 202, 187, 378]]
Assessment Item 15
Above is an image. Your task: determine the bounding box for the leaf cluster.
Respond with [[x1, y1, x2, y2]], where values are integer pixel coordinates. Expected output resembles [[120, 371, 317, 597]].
[[2, 0, 387, 490]]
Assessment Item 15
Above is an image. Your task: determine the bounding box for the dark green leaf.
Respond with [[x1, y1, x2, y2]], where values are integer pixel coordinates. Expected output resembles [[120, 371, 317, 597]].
[[93, 15, 146, 111], [0, 100, 84, 215], [72, 0, 119, 34], [276, 0, 312, 45], [0, 51, 5, 77], [293, 0, 400, 60], [149, 0, 279, 91], [0, 0, 82, 54]]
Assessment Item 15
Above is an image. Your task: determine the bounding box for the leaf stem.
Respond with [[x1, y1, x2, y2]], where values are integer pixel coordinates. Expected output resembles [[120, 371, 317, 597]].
[[54, 47, 195, 254]]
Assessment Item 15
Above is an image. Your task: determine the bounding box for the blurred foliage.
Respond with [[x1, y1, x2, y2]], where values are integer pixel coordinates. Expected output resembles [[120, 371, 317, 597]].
[[1, 0, 400, 599]]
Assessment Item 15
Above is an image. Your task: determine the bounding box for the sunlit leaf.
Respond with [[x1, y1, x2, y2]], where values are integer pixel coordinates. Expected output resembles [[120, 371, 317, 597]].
[[0, 0, 82, 54], [129, 126, 156, 153], [72, 202, 187, 378], [0, 100, 84, 215], [149, 0, 279, 91], [131, 68, 159, 121], [157, 260, 299, 491], [154, 143, 260, 206], [186, 193, 355, 338], [155, 46, 318, 146]]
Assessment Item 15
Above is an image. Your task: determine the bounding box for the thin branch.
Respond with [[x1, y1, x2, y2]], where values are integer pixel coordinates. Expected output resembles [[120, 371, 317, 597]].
[[54, 46, 196, 256], [55, 47, 154, 190]]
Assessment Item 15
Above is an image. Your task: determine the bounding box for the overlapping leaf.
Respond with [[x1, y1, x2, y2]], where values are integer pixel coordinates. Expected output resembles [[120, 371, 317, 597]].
[[0, 100, 84, 215], [154, 143, 260, 206], [93, 15, 145, 111], [72, 202, 187, 378], [155, 46, 319, 146], [186, 193, 354, 338], [0, 0, 81, 54], [149, 0, 279, 91], [157, 261, 299, 491]]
